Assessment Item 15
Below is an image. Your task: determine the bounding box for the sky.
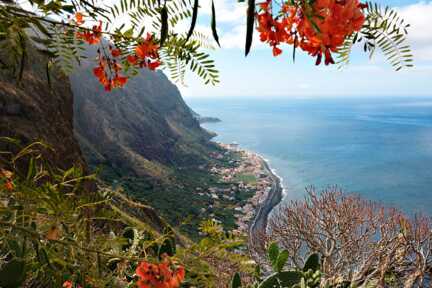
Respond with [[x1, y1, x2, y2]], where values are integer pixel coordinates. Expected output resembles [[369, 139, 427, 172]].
[[176, 0, 432, 98]]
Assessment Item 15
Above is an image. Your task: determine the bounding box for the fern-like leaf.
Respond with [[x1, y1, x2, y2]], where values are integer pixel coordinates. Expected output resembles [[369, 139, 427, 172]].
[[363, 3, 412, 70]]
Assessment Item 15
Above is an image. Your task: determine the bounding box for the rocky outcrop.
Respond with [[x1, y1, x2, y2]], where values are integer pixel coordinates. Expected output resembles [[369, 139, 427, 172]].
[[0, 42, 86, 170]]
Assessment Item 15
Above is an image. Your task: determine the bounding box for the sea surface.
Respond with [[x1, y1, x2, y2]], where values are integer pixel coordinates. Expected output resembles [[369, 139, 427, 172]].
[[187, 97, 432, 215]]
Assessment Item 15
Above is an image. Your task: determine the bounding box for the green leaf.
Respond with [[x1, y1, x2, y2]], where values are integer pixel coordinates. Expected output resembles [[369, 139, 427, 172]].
[[275, 249, 289, 272], [61, 4, 75, 14], [245, 0, 255, 56], [258, 271, 303, 288], [267, 242, 279, 266], [46, 60, 52, 88], [231, 272, 242, 288], [32, 20, 52, 38], [160, 6, 169, 47], [211, 0, 220, 47], [0, 259, 26, 288], [257, 274, 279, 288], [158, 237, 176, 257], [38, 247, 54, 270], [303, 253, 320, 272], [254, 265, 262, 281], [300, 277, 306, 288], [186, 0, 199, 41], [277, 271, 303, 287], [124, 27, 134, 38]]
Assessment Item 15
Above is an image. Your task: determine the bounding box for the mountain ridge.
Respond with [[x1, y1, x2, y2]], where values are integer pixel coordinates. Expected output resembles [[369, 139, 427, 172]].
[[71, 61, 217, 180]]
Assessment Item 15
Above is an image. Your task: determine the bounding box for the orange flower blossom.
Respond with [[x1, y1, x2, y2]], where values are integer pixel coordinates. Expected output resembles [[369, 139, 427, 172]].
[[135, 257, 185, 288], [0, 169, 14, 191], [74, 12, 84, 25], [128, 33, 161, 71], [76, 20, 102, 45], [256, 0, 367, 65], [93, 50, 128, 91]]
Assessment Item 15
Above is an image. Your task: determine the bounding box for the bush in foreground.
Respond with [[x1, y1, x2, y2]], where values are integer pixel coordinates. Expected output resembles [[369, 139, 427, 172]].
[[264, 186, 432, 287], [0, 139, 253, 287]]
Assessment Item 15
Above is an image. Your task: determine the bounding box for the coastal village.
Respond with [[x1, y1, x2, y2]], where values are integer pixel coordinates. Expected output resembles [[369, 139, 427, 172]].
[[197, 142, 276, 234]]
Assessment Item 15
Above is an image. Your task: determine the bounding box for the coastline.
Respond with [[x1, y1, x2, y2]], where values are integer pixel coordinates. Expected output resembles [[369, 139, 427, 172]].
[[249, 157, 284, 246], [216, 143, 284, 240]]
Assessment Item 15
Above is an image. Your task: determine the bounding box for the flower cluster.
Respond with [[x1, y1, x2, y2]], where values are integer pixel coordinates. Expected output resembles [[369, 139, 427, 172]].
[[256, 1, 298, 56], [256, 0, 367, 65], [75, 14, 102, 45], [0, 169, 14, 191], [93, 46, 128, 91], [135, 257, 185, 288], [127, 33, 161, 71], [73, 13, 161, 91]]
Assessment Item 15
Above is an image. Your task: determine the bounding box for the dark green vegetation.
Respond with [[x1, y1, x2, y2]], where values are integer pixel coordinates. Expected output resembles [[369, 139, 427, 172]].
[[101, 147, 256, 237], [0, 140, 256, 288]]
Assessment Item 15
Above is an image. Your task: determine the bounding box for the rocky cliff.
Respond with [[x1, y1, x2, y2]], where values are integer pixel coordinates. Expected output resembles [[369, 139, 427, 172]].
[[0, 42, 86, 170], [70, 60, 216, 180]]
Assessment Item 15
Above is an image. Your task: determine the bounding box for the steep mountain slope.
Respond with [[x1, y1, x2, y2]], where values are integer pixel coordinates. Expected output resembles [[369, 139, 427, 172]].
[[70, 60, 228, 236], [0, 42, 86, 170], [0, 40, 182, 237], [70, 61, 216, 180]]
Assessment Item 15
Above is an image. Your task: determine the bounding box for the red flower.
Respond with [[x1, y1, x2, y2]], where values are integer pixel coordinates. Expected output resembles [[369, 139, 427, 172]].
[[93, 66, 105, 79], [272, 46, 282, 56], [111, 48, 121, 57], [147, 61, 161, 71], [127, 55, 138, 65], [112, 75, 128, 88], [4, 180, 13, 191], [1, 169, 14, 191], [135, 34, 160, 59], [76, 21, 102, 45], [259, 0, 271, 10], [75, 12, 84, 25], [62, 280, 82, 288], [255, 0, 366, 65], [92, 65, 111, 91], [255, 2, 297, 56], [136, 258, 185, 288], [124, 34, 161, 71], [82, 31, 160, 92], [296, 0, 366, 65]]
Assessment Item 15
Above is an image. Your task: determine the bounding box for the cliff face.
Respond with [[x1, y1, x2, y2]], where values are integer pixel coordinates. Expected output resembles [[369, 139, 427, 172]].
[[0, 43, 86, 170], [70, 61, 215, 179]]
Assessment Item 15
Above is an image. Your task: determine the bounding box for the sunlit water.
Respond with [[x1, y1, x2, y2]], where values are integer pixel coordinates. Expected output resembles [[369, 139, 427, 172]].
[[187, 97, 432, 215]]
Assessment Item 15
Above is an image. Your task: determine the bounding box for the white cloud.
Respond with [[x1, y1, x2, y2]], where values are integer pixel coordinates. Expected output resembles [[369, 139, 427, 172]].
[[200, 0, 246, 23], [195, 0, 268, 50], [219, 24, 268, 50], [398, 1, 432, 61]]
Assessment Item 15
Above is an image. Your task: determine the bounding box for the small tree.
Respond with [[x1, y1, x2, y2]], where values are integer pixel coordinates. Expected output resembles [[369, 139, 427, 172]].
[[265, 186, 432, 287]]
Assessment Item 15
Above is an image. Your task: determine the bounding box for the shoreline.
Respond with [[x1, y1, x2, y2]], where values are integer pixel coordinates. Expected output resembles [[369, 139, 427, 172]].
[[216, 143, 284, 239], [249, 156, 284, 246]]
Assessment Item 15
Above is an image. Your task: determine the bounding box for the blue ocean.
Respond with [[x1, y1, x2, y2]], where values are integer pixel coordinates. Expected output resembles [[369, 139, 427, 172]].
[[187, 97, 432, 215]]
